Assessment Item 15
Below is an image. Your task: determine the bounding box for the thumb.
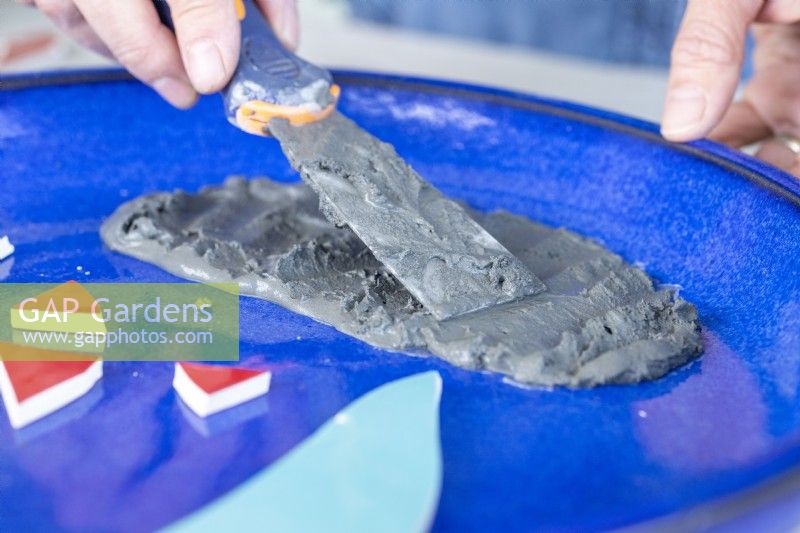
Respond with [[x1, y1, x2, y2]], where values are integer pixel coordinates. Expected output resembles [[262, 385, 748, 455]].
[[661, 0, 762, 142]]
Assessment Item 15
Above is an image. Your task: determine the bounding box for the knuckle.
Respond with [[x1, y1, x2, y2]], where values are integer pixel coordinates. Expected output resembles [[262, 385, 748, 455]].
[[35, 0, 69, 19], [172, 0, 223, 22], [36, 0, 82, 29], [70, 23, 109, 56], [672, 20, 741, 68]]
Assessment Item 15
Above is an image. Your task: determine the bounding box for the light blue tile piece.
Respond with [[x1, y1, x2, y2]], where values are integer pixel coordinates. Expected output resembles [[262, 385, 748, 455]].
[[167, 371, 443, 533]]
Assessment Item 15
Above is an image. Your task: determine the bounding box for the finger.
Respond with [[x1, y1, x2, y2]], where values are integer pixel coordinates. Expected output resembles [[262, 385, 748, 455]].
[[755, 138, 798, 172], [168, 0, 240, 94], [741, 24, 800, 133], [255, 0, 299, 50], [73, 0, 197, 109], [64, 20, 113, 58], [756, 0, 800, 23], [661, 0, 763, 142], [709, 99, 772, 147], [787, 160, 800, 179], [34, 0, 84, 29]]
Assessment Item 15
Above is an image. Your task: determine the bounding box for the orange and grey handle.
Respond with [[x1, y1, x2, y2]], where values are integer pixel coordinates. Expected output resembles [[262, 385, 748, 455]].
[[153, 0, 339, 136]]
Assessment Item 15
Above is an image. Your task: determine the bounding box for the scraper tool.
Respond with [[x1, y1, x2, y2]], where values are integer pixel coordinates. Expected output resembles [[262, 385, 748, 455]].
[[155, 0, 546, 320], [153, 0, 339, 131]]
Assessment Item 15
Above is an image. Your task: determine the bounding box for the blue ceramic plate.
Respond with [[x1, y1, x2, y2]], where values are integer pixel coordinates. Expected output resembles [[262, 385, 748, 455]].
[[1, 70, 800, 532]]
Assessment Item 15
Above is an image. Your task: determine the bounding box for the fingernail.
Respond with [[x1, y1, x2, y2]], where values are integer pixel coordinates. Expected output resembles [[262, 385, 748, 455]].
[[153, 77, 197, 109], [661, 85, 707, 139], [185, 38, 226, 93]]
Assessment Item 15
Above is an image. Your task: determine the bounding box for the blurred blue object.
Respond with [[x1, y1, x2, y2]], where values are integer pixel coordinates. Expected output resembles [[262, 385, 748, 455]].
[[349, 0, 755, 77], [349, 0, 687, 66]]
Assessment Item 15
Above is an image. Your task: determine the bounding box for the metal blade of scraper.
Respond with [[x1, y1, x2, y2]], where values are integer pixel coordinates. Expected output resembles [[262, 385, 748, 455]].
[[270, 112, 546, 320], [153, 0, 543, 319]]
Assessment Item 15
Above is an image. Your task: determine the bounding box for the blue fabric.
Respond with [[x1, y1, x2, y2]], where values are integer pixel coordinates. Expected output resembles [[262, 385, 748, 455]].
[[350, 1, 757, 76], [350, 0, 687, 66]]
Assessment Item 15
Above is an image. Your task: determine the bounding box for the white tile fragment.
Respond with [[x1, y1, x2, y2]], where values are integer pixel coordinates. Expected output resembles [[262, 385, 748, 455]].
[[0, 236, 14, 261]]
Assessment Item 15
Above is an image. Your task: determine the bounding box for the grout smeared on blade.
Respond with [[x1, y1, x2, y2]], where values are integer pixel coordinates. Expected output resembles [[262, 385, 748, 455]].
[[270, 112, 545, 320]]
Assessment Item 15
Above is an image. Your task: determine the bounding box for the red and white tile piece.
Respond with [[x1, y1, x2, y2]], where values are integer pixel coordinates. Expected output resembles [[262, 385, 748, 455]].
[[173, 362, 271, 417], [0, 360, 103, 428]]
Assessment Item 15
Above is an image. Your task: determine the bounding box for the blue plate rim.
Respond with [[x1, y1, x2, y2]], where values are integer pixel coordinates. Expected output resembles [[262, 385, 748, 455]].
[[3, 67, 799, 209]]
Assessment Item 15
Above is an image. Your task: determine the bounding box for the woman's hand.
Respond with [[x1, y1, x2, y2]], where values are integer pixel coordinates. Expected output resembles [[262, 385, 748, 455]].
[[23, 0, 298, 109], [662, 0, 800, 175]]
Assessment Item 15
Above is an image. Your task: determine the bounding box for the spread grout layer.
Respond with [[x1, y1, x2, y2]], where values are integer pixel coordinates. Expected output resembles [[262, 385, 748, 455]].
[[101, 177, 702, 387]]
